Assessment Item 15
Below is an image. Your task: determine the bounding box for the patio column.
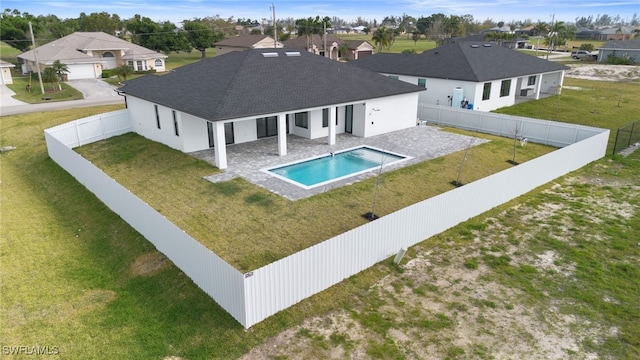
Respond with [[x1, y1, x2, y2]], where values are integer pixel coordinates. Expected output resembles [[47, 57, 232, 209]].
[[213, 121, 227, 169], [328, 106, 336, 146], [277, 113, 287, 156]]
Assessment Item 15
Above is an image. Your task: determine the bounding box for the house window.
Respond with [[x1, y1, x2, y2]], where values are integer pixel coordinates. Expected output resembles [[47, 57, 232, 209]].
[[128, 60, 134, 68], [527, 75, 536, 86], [418, 78, 426, 88], [482, 82, 491, 100], [294, 112, 308, 129], [103, 51, 115, 58], [322, 108, 329, 128], [155, 59, 163, 67], [500, 80, 511, 97], [172, 110, 179, 136], [256, 116, 278, 138], [136, 60, 145, 71], [388, 75, 399, 80], [154, 104, 161, 129]]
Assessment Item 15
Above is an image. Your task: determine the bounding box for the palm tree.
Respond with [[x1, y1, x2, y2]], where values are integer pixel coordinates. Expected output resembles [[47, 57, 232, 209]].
[[51, 60, 70, 82], [372, 26, 392, 53], [114, 64, 134, 82], [42, 67, 58, 91]]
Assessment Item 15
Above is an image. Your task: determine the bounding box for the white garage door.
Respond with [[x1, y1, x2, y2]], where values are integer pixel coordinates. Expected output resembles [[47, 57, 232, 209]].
[[67, 64, 97, 80]]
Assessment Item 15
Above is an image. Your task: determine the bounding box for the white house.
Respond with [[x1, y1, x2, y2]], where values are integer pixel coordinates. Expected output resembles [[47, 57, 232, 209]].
[[119, 48, 425, 169], [349, 42, 568, 112], [18, 32, 167, 80], [0, 60, 15, 85]]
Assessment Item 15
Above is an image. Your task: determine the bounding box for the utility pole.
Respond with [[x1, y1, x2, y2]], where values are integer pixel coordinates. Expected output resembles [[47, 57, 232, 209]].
[[270, 3, 277, 48], [323, 21, 327, 58], [29, 21, 45, 95]]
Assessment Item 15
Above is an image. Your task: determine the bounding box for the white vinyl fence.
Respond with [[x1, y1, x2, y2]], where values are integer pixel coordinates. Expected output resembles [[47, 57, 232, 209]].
[[45, 107, 609, 328], [418, 104, 603, 147]]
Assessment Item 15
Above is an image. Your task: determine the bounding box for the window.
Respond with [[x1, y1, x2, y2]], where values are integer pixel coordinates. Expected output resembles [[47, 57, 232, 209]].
[[154, 105, 161, 129], [172, 110, 179, 136], [256, 116, 278, 138], [102, 51, 114, 58], [500, 79, 511, 97], [155, 59, 163, 67], [294, 112, 308, 129], [527, 75, 536, 86], [388, 75, 399, 80], [482, 82, 491, 100], [322, 108, 329, 128], [418, 78, 426, 88], [136, 60, 144, 71]]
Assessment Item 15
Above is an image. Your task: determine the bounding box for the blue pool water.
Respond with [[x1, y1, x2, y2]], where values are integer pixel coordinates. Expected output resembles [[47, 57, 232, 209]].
[[268, 147, 406, 188]]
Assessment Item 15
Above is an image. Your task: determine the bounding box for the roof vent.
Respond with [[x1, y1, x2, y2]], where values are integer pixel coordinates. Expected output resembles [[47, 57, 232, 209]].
[[483, 44, 492, 47], [471, 44, 480, 48], [261, 52, 279, 57], [285, 51, 301, 57]]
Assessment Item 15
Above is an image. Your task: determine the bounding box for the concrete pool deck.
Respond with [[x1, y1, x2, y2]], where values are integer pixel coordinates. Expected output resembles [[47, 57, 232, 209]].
[[191, 125, 488, 201]]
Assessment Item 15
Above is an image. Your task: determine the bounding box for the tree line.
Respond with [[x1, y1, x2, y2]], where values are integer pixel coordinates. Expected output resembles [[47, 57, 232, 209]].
[[2, 8, 638, 57]]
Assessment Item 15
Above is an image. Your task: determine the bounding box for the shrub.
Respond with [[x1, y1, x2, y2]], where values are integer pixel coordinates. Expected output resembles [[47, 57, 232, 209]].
[[579, 43, 595, 51], [101, 69, 114, 78]]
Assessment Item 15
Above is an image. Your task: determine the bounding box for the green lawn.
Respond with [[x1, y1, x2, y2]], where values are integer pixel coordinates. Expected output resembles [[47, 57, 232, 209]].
[[6, 76, 84, 103]]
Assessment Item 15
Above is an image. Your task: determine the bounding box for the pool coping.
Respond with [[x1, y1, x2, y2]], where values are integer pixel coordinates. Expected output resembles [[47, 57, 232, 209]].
[[261, 145, 412, 190]]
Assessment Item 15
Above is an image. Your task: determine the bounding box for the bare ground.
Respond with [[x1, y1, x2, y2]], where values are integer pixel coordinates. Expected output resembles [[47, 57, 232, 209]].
[[564, 64, 640, 82]]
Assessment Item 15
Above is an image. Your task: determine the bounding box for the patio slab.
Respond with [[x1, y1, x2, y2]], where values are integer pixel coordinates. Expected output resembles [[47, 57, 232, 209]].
[[191, 125, 487, 201]]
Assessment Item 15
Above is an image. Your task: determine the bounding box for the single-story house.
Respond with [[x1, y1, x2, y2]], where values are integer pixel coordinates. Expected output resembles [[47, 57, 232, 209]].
[[0, 60, 15, 85], [576, 26, 636, 41], [348, 42, 568, 112], [213, 35, 283, 56], [18, 32, 167, 80], [597, 39, 640, 64], [118, 48, 424, 169], [284, 34, 373, 61]]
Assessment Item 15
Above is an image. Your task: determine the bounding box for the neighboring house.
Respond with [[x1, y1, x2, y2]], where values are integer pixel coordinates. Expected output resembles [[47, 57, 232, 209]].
[[284, 34, 373, 61], [0, 60, 15, 85], [18, 32, 167, 80], [119, 48, 424, 169], [598, 39, 640, 64], [213, 35, 283, 56], [439, 34, 527, 49], [348, 42, 568, 112], [576, 26, 636, 41]]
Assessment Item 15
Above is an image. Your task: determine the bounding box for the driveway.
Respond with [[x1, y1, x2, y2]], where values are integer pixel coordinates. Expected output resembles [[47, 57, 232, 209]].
[[0, 78, 124, 116]]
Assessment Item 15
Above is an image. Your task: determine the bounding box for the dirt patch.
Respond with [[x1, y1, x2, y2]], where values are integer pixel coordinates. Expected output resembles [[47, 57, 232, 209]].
[[565, 64, 640, 82], [131, 251, 170, 277]]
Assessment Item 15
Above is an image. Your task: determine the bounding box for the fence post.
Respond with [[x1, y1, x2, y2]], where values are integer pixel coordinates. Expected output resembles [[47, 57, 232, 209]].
[[629, 122, 636, 148]]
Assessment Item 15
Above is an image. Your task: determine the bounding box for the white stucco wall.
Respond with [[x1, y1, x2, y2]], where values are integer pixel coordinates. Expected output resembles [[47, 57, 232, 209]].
[[233, 119, 258, 144], [128, 96, 185, 151], [361, 94, 419, 137], [181, 113, 209, 152]]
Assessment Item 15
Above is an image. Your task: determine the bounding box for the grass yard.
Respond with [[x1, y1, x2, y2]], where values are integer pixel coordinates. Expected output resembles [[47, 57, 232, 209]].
[[6, 76, 84, 103], [338, 33, 437, 54], [75, 130, 554, 272], [495, 77, 640, 153]]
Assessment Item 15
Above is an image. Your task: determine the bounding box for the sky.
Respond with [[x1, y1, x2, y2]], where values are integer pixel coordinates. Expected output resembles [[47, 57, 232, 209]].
[[4, 0, 639, 25]]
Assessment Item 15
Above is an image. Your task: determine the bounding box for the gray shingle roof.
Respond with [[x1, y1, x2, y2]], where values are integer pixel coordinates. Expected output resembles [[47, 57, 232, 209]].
[[600, 39, 640, 50], [120, 48, 424, 122], [348, 42, 568, 82]]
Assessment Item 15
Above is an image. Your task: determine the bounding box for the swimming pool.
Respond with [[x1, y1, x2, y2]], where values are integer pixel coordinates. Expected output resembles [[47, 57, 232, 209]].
[[265, 146, 408, 189]]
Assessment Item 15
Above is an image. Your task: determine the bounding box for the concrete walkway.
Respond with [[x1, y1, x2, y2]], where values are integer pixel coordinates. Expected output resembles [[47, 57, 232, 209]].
[[192, 125, 487, 201]]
